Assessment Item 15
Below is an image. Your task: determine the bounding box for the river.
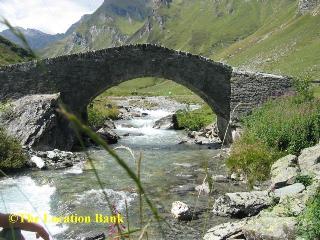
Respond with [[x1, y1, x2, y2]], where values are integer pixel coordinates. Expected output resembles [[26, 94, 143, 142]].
[[0, 97, 247, 240]]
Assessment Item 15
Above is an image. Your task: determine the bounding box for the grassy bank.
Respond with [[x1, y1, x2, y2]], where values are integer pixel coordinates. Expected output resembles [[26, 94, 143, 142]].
[[227, 87, 320, 186], [0, 127, 26, 171], [175, 105, 215, 131], [87, 97, 120, 129]]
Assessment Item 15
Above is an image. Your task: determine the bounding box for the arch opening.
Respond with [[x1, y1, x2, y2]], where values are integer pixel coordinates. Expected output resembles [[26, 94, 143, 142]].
[[86, 77, 231, 143]]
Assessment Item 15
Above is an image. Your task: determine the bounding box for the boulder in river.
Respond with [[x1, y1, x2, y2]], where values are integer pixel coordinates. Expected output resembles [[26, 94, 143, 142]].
[[153, 114, 177, 129], [171, 201, 192, 221], [96, 128, 119, 144], [203, 220, 247, 240], [27, 148, 85, 170], [212, 191, 274, 218], [0, 94, 75, 151], [103, 119, 116, 129]]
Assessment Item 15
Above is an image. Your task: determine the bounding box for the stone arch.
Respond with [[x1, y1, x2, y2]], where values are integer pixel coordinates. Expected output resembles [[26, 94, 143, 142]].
[[0, 44, 233, 146]]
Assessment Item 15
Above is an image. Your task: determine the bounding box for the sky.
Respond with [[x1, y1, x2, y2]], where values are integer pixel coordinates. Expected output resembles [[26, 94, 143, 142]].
[[0, 0, 104, 34]]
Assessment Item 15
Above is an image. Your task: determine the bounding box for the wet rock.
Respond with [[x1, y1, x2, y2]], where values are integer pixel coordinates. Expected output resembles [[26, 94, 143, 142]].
[[212, 175, 228, 183], [204, 221, 247, 240], [171, 201, 192, 221], [271, 154, 299, 188], [153, 114, 175, 129], [103, 119, 116, 129], [242, 216, 296, 240], [195, 182, 210, 194], [170, 184, 196, 194], [173, 162, 197, 168], [298, 144, 320, 176], [274, 183, 305, 200], [0, 94, 75, 150], [212, 191, 274, 217], [30, 156, 45, 169], [27, 148, 85, 170], [97, 128, 119, 144]]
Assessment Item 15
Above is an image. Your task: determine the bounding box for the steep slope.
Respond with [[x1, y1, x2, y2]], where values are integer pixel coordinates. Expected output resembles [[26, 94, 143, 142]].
[[41, 0, 152, 58], [0, 35, 34, 66], [130, 0, 319, 78], [0, 27, 64, 50], [41, 0, 319, 79]]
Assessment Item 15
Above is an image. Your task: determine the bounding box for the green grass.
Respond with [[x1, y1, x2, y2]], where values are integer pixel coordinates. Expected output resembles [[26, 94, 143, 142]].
[[295, 175, 313, 187], [175, 105, 215, 131], [227, 94, 320, 187], [0, 35, 33, 66], [0, 127, 27, 170], [298, 191, 320, 239], [87, 97, 120, 129]]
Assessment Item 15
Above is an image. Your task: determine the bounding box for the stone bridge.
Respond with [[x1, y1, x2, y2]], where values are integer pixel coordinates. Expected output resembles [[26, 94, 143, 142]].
[[0, 44, 293, 149]]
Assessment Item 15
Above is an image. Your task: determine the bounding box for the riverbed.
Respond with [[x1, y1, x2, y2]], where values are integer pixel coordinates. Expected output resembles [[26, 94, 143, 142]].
[[0, 97, 247, 240]]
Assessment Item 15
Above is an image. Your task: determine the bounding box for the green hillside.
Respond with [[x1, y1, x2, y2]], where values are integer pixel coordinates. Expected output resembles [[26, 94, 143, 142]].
[[130, 0, 320, 79], [0, 35, 34, 65], [41, 0, 320, 96]]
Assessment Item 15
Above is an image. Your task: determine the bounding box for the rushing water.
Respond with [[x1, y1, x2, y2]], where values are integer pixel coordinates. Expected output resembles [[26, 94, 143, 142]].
[[0, 98, 247, 240]]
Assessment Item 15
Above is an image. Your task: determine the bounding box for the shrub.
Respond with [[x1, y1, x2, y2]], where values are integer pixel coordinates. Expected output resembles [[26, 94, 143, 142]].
[[87, 100, 119, 129], [295, 175, 313, 187], [175, 105, 216, 131], [226, 133, 283, 187], [0, 128, 26, 170], [227, 95, 320, 187], [297, 191, 320, 239], [243, 96, 320, 155]]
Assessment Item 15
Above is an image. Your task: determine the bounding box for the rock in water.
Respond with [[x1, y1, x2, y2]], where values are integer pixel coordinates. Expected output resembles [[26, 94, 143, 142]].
[[153, 114, 175, 129], [0, 94, 75, 150], [96, 128, 119, 144], [30, 156, 45, 169], [204, 221, 247, 240], [171, 201, 192, 221], [270, 154, 299, 188], [212, 191, 273, 217]]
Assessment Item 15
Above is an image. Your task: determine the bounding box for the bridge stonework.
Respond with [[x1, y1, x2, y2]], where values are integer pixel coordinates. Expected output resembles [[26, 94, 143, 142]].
[[0, 44, 293, 149]]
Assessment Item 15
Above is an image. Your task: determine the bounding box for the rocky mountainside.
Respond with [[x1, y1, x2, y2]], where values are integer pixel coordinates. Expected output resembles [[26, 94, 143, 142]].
[[40, 0, 153, 58], [0, 35, 34, 65], [41, 0, 319, 79], [0, 27, 64, 50]]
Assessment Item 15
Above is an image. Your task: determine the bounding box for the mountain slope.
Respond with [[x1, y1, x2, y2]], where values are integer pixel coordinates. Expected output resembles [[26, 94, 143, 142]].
[[0, 28, 64, 50], [41, 0, 152, 58], [130, 0, 319, 79], [0, 36, 34, 66], [41, 0, 320, 79]]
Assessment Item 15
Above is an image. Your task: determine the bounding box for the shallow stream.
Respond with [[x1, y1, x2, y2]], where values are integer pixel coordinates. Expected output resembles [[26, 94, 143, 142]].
[[0, 97, 247, 240]]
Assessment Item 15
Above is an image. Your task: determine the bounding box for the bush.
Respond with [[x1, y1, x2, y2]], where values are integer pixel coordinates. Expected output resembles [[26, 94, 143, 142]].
[[243, 96, 320, 155], [175, 105, 216, 131], [295, 175, 313, 187], [297, 191, 320, 239], [0, 128, 26, 170], [227, 95, 320, 187], [226, 133, 283, 187], [87, 100, 119, 129]]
